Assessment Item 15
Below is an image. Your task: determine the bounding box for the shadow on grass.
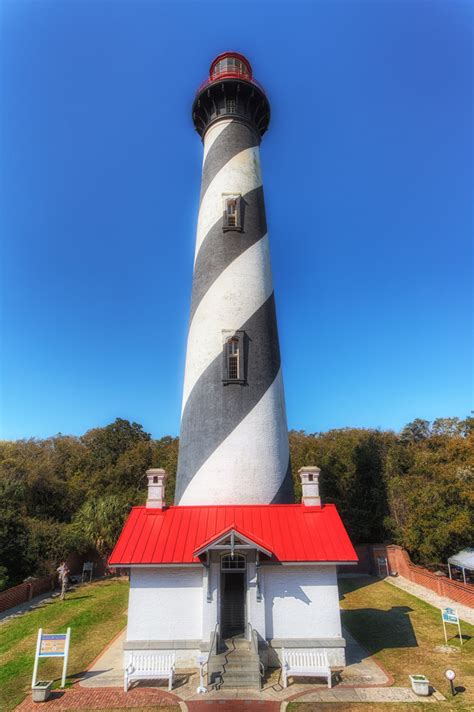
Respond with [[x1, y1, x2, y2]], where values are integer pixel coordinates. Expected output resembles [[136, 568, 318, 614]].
[[338, 575, 382, 600], [342, 605, 418, 655]]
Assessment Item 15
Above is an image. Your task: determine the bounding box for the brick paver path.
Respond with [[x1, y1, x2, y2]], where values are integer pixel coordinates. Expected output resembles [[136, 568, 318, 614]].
[[187, 703, 279, 712], [15, 686, 178, 710]]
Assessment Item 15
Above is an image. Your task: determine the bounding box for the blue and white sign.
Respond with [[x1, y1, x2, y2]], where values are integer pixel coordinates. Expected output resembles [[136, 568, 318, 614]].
[[441, 608, 463, 645], [32, 628, 71, 688], [442, 608, 459, 624]]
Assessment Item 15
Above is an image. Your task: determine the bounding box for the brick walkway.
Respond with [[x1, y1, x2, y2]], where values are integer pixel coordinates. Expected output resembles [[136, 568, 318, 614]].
[[187, 703, 278, 712], [15, 686, 179, 710]]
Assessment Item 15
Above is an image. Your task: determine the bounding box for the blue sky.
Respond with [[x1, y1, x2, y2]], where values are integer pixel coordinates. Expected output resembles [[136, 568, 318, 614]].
[[1, 0, 472, 440]]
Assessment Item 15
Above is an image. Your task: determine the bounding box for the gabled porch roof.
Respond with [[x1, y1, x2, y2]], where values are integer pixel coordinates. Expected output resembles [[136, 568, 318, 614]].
[[193, 523, 273, 558]]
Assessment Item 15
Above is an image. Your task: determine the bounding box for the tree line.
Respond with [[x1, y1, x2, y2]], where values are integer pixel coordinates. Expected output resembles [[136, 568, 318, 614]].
[[0, 416, 472, 590]]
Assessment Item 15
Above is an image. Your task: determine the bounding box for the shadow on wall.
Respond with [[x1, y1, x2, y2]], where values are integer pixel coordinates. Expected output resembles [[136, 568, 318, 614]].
[[342, 605, 418, 655], [269, 581, 312, 606]]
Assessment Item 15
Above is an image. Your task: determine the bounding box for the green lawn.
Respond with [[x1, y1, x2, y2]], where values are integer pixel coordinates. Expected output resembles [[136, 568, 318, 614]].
[[0, 578, 130, 711], [2, 575, 474, 712], [291, 576, 474, 712]]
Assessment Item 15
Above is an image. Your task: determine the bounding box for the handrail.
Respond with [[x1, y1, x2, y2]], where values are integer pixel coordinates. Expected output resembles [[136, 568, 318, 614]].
[[247, 622, 264, 680], [210, 622, 219, 656], [202, 622, 219, 677]]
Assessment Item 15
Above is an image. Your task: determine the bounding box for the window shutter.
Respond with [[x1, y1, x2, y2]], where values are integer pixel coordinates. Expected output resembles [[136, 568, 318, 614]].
[[236, 196, 242, 229], [222, 338, 229, 381]]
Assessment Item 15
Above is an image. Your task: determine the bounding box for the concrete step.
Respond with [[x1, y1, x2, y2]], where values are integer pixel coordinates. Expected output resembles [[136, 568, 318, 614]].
[[221, 675, 261, 689], [213, 652, 259, 663]]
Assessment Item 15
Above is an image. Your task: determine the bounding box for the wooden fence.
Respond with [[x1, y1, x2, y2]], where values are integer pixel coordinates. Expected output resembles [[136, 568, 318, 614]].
[[0, 575, 56, 614]]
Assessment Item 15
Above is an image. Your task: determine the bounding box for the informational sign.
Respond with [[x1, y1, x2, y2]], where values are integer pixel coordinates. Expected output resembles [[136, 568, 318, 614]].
[[441, 608, 463, 645], [32, 628, 71, 688], [442, 608, 459, 624], [40, 634, 67, 656]]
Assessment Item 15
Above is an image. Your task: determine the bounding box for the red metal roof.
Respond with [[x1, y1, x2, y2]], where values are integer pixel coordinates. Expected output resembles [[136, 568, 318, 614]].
[[109, 504, 358, 566]]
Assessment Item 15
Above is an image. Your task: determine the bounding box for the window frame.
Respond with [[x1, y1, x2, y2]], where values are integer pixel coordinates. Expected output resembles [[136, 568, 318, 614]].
[[221, 553, 247, 572], [222, 193, 243, 232], [222, 330, 246, 385]]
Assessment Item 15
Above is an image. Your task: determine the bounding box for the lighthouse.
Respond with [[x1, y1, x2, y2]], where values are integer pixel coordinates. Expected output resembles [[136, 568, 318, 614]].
[[175, 52, 293, 506], [110, 53, 357, 683]]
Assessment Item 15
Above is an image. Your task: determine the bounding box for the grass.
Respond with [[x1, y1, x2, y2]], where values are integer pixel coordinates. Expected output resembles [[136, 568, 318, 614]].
[[0, 578, 130, 712], [289, 706, 443, 711], [2, 574, 473, 711], [292, 576, 474, 712], [338, 577, 474, 703]]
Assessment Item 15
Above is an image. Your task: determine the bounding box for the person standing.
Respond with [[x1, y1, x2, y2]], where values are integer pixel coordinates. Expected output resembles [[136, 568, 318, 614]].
[[57, 562, 70, 600]]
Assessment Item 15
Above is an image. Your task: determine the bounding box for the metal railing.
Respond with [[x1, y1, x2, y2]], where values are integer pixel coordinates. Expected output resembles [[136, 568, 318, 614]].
[[247, 622, 265, 683], [196, 72, 267, 96], [210, 622, 219, 656], [201, 622, 219, 688]]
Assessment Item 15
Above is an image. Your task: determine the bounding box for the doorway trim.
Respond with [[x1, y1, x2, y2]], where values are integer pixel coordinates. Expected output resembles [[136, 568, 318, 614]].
[[220, 552, 247, 638]]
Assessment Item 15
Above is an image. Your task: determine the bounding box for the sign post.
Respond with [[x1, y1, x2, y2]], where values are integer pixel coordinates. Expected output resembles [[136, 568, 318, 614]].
[[32, 628, 71, 688], [196, 654, 208, 694], [441, 608, 463, 645]]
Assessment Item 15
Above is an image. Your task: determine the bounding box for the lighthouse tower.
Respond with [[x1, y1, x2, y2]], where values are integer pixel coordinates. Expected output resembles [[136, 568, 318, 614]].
[[111, 53, 356, 674], [175, 53, 293, 505]]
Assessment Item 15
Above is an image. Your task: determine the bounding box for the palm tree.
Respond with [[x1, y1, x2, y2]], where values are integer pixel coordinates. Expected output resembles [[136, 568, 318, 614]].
[[74, 495, 129, 560]]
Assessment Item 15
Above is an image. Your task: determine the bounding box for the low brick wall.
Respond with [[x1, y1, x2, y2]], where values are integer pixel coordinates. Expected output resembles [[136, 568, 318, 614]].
[[340, 543, 474, 609], [0, 575, 56, 614], [385, 545, 474, 609]]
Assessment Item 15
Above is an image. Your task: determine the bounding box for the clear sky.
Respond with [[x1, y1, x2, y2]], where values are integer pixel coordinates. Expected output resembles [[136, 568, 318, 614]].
[[1, 0, 472, 441]]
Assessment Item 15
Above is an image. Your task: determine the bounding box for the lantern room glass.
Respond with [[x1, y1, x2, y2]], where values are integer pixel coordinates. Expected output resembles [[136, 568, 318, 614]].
[[211, 57, 250, 79]]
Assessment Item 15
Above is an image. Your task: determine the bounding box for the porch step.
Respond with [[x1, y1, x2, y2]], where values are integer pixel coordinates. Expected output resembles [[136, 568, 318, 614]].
[[207, 636, 261, 691]]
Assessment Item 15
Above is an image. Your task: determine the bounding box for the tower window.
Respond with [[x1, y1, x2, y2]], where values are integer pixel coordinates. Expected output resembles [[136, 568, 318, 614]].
[[227, 98, 236, 114], [228, 339, 239, 379], [223, 195, 242, 232], [222, 331, 245, 383]]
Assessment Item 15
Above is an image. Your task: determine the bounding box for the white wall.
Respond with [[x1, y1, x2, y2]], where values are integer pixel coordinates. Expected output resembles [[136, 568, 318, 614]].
[[127, 567, 203, 641], [264, 565, 342, 640]]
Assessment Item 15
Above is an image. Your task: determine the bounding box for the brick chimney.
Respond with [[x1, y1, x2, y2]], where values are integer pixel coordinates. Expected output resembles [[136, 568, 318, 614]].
[[146, 468, 167, 509], [298, 466, 321, 507]]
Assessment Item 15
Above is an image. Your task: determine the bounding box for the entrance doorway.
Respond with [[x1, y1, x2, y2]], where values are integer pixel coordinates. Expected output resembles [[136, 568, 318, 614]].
[[220, 554, 246, 638]]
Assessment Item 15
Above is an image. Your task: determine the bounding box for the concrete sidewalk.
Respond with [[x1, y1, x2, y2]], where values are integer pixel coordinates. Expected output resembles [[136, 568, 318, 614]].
[[0, 590, 60, 624], [80, 626, 389, 699], [385, 576, 474, 625]]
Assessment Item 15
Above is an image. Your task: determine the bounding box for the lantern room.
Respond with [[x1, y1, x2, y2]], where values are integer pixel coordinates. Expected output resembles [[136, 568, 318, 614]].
[[192, 52, 270, 139], [210, 52, 252, 81]]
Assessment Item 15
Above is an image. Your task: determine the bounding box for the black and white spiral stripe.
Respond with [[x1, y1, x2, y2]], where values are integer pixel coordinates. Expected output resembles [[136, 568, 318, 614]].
[[175, 119, 293, 505]]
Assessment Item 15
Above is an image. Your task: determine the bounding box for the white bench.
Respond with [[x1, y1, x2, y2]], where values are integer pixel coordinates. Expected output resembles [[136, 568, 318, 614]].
[[124, 652, 176, 691], [281, 649, 332, 688]]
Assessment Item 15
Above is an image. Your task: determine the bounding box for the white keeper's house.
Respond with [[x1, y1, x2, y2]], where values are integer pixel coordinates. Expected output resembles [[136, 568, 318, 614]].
[[109, 51, 357, 688]]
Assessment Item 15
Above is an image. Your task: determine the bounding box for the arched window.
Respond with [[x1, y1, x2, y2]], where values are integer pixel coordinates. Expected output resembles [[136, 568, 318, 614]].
[[222, 331, 245, 384], [221, 553, 246, 571]]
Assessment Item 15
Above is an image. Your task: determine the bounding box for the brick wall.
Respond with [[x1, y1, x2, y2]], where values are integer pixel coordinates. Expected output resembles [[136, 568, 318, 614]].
[[0, 575, 56, 614], [340, 543, 474, 609], [385, 545, 474, 609]]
